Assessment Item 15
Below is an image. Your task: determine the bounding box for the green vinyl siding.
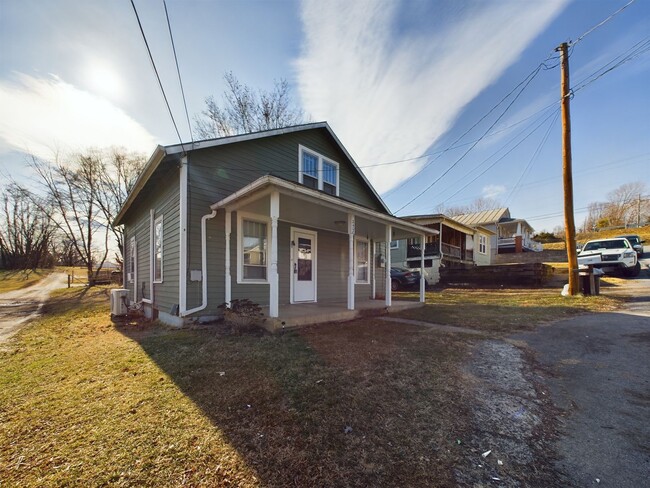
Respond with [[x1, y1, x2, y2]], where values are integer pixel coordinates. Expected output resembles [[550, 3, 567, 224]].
[[122, 160, 180, 313]]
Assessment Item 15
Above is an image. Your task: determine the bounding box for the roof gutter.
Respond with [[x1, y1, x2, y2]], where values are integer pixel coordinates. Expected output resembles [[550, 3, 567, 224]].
[[211, 175, 437, 236]]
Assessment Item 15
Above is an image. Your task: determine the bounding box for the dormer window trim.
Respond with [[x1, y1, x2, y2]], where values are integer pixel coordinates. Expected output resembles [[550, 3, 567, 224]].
[[298, 145, 340, 196]]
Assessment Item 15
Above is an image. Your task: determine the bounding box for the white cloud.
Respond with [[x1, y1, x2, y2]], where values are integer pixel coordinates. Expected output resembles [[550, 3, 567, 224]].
[[482, 184, 506, 199], [296, 0, 568, 194], [0, 73, 156, 161]]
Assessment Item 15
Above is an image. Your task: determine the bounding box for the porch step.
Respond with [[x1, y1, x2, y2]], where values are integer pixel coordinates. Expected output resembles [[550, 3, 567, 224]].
[[263, 300, 425, 332]]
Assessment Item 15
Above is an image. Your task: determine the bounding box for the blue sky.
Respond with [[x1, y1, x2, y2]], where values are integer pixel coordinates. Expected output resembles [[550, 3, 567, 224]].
[[1, 0, 648, 231]]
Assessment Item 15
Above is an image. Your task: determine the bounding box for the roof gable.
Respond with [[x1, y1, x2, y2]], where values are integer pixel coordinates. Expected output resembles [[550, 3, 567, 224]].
[[114, 122, 388, 226]]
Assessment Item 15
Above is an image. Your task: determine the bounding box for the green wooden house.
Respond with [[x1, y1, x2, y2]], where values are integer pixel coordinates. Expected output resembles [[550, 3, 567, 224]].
[[114, 122, 435, 329]]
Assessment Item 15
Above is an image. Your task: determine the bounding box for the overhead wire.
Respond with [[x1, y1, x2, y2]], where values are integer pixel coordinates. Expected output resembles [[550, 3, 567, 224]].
[[129, 0, 185, 149], [572, 36, 650, 94], [163, 0, 193, 143], [393, 63, 546, 214], [432, 107, 560, 211], [503, 109, 560, 205], [571, 0, 638, 46], [382, 58, 555, 198]]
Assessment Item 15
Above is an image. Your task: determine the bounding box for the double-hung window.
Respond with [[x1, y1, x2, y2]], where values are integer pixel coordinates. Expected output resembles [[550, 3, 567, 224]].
[[128, 237, 136, 283], [355, 238, 370, 284], [479, 235, 487, 254], [299, 145, 339, 196], [153, 216, 163, 283], [241, 217, 268, 281]]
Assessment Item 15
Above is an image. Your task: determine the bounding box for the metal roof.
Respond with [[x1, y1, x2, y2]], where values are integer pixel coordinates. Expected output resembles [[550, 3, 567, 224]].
[[453, 208, 511, 226]]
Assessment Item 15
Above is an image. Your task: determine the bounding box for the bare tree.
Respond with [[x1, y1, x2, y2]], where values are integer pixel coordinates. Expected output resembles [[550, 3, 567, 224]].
[[0, 184, 55, 269], [606, 182, 647, 227], [95, 149, 146, 266], [438, 197, 503, 217], [581, 182, 649, 230], [26, 153, 109, 285], [194, 72, 305, 139]]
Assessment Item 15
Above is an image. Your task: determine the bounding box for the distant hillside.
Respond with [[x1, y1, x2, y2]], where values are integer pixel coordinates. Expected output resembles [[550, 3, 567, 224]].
[[543, 225, 650, 250]]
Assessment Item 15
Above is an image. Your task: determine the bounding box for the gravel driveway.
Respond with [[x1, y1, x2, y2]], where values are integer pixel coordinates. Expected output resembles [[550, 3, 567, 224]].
[[0, 272, 68, 343], [457, 250, 650, 487]]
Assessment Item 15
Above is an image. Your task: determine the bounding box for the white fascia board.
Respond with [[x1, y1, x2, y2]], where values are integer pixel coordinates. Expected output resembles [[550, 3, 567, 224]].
[[164, 122, 330, 155], [113, 145, 166, 226], [211, 175, 437, 237]]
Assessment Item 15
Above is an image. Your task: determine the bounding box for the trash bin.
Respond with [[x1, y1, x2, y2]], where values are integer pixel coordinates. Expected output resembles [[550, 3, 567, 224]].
[[579, 266, 601, 296]]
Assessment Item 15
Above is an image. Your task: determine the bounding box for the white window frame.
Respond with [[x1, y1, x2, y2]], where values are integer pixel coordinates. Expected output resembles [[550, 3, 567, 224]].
[[128, 236, 136, 283], [479, 235, 487, 255], [355, 237, 370, 284], [390, 240, 399, 249], [298, 145, 340, 196], [153, 215, 163, 283], [237, 211, 271, 284]]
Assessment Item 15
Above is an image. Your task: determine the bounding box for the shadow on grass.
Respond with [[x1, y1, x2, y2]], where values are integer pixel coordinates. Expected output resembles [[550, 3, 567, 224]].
[[117, 318, 473, 486]]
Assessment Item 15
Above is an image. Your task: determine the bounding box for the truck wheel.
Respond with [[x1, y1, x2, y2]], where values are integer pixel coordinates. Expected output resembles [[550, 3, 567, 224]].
[[391, 279, 400, 291], [629, 262, 641, 277]]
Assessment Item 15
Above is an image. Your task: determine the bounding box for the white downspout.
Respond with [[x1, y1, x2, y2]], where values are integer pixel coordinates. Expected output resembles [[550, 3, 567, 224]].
[[179, 156, 188, 313], [181, 209, 217, 316], [385, 225, 392, 307]]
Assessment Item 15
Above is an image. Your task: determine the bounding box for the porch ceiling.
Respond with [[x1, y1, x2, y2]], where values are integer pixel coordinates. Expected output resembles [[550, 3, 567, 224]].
[[211, 175, 437, 241]]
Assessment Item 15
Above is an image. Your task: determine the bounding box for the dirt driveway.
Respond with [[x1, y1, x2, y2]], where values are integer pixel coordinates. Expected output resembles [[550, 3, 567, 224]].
[[0, 272, 68, 343]]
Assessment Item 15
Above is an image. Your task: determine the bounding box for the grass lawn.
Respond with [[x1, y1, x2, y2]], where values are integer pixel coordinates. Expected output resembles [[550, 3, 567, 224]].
[[0, 269, 53, 293], [392, 288, 624, 333], [0, 287, 474, 487]]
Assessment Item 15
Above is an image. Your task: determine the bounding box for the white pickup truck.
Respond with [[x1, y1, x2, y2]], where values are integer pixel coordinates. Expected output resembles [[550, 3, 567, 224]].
[[577, 237, 640, 277]]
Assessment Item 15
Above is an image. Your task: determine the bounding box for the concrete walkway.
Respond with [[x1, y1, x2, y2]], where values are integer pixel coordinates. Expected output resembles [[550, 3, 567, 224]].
[[0, 272, 68, 343]]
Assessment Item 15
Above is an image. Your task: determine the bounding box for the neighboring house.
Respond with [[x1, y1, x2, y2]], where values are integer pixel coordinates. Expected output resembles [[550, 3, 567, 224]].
[[453, 208, 542, 258], [390, 214, 494, 285], [114, 122, 436, 327]]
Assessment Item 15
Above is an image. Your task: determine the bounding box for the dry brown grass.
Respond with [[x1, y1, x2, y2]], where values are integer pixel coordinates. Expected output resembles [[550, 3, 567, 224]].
[[0, 287, 473, 487], [393, 288, 624, 333], [0, 269, 52, 293]]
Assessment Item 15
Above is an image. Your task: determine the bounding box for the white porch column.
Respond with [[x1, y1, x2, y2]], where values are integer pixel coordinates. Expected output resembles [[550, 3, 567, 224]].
[[269, 191, 280, 318], [371, 241, 376, 299], [385, 225, 392, 307], [347, 213, 355, 310], [420, 234, 426, 303], [516, 221, 522, 236], [225, 209, 232, 306]]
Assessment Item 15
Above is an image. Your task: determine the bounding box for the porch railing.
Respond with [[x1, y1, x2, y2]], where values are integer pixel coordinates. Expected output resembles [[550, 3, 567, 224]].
[[406, 242, 439, 258]]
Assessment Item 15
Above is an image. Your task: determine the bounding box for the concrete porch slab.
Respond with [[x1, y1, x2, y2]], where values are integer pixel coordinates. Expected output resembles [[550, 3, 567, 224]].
[[262, 300, 424, 332]]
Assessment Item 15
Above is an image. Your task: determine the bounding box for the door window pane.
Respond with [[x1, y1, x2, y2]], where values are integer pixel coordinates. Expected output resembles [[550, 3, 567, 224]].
[[297, 237, 312, 281], [356, 239, 369, 283]]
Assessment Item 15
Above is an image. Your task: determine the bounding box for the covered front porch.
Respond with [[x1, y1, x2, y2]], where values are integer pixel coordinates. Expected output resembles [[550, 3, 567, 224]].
[[211, 175, 437, 328]]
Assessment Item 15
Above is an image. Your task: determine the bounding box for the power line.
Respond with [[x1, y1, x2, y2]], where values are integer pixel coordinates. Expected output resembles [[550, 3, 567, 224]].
[[163, 0, 193, 143], [571, 0, 638, 46], [504, 109, 560, 205], [572, 37, 650, 94], [436, 108, 560, 208], [394, 63, 545, 214], [129, 0, 184, 149], [383, 59, 554, 198]]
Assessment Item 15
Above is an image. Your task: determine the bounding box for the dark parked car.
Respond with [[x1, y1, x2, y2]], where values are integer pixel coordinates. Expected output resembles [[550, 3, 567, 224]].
[[616, 235, 645, 258], [390, 267, 421, 291]]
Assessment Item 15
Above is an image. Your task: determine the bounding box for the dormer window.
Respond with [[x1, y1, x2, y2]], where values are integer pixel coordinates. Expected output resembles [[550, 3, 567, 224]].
[[299, 145, 339, 196]]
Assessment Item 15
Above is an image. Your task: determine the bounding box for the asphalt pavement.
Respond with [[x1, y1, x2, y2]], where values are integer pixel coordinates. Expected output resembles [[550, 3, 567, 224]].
[[515, 247, 650, 487]]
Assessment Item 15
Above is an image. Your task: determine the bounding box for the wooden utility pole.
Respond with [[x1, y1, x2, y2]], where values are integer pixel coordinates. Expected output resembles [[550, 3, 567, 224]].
[[558, 42, 579, 295]]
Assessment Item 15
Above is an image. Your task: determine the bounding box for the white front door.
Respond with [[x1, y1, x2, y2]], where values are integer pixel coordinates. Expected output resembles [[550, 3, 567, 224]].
[[291, 228, 317, 303]]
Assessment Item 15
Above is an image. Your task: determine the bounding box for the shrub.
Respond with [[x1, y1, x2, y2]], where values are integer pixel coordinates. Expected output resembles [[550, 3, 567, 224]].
[[217, 299, 265, 334]]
